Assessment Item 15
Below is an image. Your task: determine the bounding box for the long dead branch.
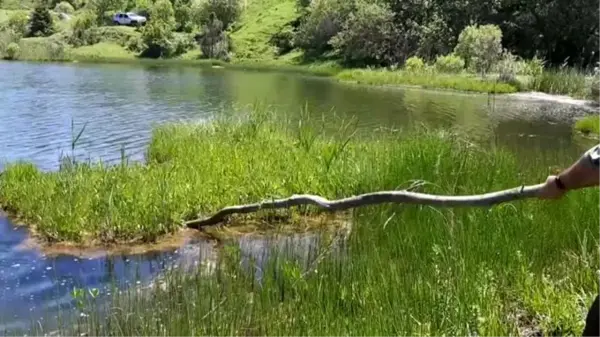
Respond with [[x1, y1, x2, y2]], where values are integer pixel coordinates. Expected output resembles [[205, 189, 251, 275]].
[[185, 183, 545, 229]]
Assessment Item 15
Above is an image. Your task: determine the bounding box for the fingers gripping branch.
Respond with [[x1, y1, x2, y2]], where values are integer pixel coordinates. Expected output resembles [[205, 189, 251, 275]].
[[184, 183, 544, 229]]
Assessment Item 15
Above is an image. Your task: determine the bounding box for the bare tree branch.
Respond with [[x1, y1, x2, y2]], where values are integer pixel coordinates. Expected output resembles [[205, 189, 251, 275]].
[[185, 183, 545, 229]]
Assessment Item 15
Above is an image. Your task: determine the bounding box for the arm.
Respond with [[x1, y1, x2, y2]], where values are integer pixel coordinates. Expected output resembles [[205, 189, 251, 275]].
[[538, 144, 600, 199]]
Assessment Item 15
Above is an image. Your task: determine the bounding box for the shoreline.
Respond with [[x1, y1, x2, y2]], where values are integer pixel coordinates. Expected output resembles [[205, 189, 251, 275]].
[[3, 55, 597, 103], [1, 209, 209, 258], [1, 207, 352, 258]]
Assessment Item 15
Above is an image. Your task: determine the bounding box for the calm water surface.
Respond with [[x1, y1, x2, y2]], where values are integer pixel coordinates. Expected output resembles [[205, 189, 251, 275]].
[[0, 61, 596, 334]]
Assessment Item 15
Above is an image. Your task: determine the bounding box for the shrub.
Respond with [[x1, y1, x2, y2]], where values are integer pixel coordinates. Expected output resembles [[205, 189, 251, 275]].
[[520, 56, 545, 77], [173, 0, 194, 32], [173, 32, 195, 55], [69, 10, 99, 46], [404, 56, 425, 73], [454, 24, 503, 76], [6, 11, 30, 37], [140, 0, 177, 58], [269, 25, 295, 55], [330, 0, 401, 67], [197, 13, 230, 61], [293, 0, 353, 56], [4, 41, 19, 59], [125, 34, 144, 52], [495, 50, 521, 83], [28, 4, 55, 37], [0, 29, 20, 54], [434, 53, 465, 73], [54, 1, 75, 14], [196, 0, 241, 31], [88, 0, 128, 25]]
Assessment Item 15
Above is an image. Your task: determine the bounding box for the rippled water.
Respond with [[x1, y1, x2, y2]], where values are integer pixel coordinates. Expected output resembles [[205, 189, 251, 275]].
[[0, 60, 596, 334]]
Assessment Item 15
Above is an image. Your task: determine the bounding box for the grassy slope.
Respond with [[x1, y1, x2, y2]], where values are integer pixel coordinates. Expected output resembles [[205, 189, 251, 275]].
[[229, 0, 297, 62]]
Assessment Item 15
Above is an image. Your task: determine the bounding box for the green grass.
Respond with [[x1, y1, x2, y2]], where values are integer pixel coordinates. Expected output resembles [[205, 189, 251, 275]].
[[574, 115, 600, 136], [0, 106, 449, 244], [529, 68, 596, 99], [336, 68, 520, 94], [36, 108, 597, 337], [70, 41, 136, 60], [229, 0, 298, 61]]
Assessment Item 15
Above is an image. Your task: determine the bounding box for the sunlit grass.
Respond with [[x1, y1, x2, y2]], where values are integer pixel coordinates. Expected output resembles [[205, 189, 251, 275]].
[[0, 105, 502, 244], [529, 68, 595, 99], [53, 116, 598, 336], [574, 115, 600, 137], [335, 68, 519, 94]]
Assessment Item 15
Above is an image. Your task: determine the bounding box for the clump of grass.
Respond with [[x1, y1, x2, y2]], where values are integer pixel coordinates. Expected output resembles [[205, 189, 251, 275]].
[[574, 115, 600, 136], [335, 68, 519, 94], [0, 104, 534, 245], [55, 130, 599, 336], [70, 41, 136, 60], [16, 36, 70, 61], [529, 68, 592, 99]]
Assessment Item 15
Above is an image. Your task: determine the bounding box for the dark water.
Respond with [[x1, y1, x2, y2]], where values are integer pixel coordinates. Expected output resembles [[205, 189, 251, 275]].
[[0, 60, 596, 334]]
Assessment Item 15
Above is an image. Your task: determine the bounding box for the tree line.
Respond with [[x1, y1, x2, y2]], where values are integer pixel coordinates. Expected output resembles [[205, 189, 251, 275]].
[[284, 0, 599, 68], [2, 0, 598, 68]]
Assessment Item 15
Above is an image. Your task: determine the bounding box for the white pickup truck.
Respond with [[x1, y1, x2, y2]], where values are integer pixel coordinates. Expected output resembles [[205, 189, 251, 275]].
[[112, 12, 147, 26]]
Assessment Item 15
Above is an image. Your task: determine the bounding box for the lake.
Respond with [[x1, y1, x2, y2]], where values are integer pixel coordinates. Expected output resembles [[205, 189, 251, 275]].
[[0, 60, 596, 334]]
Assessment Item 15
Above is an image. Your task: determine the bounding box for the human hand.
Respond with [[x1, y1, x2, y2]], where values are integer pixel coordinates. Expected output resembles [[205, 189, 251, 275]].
[[537, 175, 567, 200]]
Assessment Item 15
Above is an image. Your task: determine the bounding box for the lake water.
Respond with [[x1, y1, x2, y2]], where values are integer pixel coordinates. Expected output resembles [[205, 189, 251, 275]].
[[0, 60, 596, 334]]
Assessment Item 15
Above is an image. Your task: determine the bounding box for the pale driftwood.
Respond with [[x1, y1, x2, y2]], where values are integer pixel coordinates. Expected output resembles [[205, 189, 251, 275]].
[[185, 183, 545, 229]]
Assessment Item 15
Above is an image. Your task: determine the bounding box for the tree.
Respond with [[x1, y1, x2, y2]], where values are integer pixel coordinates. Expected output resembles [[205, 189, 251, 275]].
[[140, 0, 176, 58], [196, 0, 241, 31], [197, 12, 230, 60], [28, 3, 54, 37], [87, 0, 126, 24], [454, 24, 503, 76], [330, 0, 402, 67], [293, 0, 354, 56]]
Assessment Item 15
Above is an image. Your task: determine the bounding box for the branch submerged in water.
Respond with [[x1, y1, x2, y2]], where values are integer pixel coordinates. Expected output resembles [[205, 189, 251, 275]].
[[185, 183, 544, 229]]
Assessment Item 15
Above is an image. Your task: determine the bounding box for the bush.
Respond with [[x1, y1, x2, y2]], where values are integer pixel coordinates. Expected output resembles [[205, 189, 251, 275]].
[[6, 11, 30, 37], [69, 10, 99, 46], [330, 0, 401, 67], [404, 56, 425, 73], [495, 50, 521, 83], [28, 4, 55, 37], [4, 41, 19, 59], [269, 25, 295, 55], [196, 0, 241, 31], [434, 53, 465, 73], [140, 0, 177, 58], [293, 0, 353, 56], [0, 29, 20, 54], [88, 0, 128, 25], [125, 34, 144, 52], [197, 13, 230, 61], [173, 0, 194, 32], [173, 32, 195, 55], [54, 1, 75, 14], [17, 37, 68, 61], [454, 24, 503, 76], [520, 56, 545, 77]]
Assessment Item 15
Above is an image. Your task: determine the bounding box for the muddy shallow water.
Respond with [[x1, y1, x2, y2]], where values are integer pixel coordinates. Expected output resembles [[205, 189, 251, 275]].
[[0, 60, 597, 334]]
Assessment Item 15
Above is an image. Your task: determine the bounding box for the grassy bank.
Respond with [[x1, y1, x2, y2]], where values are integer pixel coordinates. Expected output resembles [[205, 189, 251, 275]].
[[5, 38, 597, 98], [34, 111, 597, 336], [574, 115, 600, 136]]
